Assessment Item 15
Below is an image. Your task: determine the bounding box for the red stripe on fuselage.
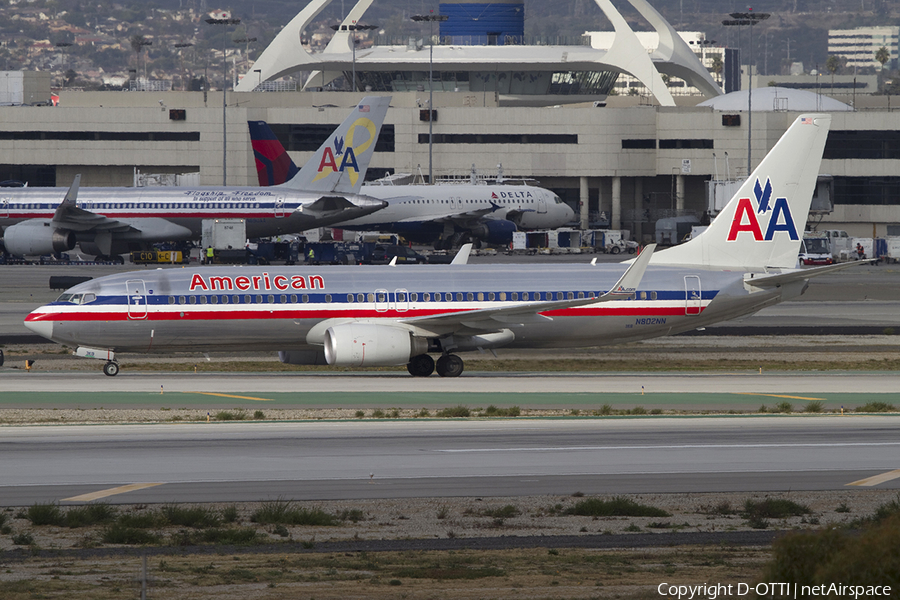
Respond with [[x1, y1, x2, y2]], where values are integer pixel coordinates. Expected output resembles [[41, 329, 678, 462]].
[[27, 304, 703, 323]]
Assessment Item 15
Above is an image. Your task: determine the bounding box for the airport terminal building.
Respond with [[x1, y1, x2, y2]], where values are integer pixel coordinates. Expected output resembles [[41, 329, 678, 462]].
[[2, 0, 900, 241]]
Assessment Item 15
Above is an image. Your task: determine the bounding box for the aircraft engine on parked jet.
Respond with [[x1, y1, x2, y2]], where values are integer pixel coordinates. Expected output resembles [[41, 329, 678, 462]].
[[3, 220, 76, 256], [324, 323, 428, 367], [471, 219, 517, 245]]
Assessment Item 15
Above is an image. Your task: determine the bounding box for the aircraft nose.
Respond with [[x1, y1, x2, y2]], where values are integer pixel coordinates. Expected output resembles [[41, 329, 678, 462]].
[[24, 313, 54, 340]]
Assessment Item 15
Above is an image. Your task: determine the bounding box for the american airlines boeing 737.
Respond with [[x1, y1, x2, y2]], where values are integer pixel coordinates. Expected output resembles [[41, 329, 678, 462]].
[[26, 114, 854, 378], [0, 97, 391, 260], [249, 120, 575, 248]]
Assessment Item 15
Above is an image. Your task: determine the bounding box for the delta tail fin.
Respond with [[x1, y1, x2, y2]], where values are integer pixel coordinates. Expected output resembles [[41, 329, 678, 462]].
[[651, 113, 831, 270], [280, 95, 391, 194], [249, 121, 299, 186]]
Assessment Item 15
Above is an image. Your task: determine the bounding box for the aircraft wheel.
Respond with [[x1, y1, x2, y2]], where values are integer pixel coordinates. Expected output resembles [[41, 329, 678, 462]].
[[103, 361, 119, 377], [406, 354, 435, 377], [0, 348, 4, 367], [436, 354, 464, 378]]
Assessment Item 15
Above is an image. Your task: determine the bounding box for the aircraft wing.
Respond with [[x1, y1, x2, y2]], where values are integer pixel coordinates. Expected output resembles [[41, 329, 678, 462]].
[[50, 176, 139, 234], [745, 260, 874, 288], [401, 245, 655, 335]]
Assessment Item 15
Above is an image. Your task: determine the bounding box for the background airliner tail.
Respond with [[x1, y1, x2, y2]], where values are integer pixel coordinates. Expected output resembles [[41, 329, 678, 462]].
[[279, 95, 391, 194], [652, 113, 831, 270], [249, 121, 299, 186]]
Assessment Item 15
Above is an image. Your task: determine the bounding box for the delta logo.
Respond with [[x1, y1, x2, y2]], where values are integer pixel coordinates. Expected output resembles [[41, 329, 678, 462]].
[[726, 178, 798, 242]]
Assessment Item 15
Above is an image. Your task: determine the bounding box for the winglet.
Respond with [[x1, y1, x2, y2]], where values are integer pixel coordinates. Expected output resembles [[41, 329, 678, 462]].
[[53, 174, 81, 221], [450, 243, 473, 265], [601, 243, 656, 299], [63, 174, 81, 206]]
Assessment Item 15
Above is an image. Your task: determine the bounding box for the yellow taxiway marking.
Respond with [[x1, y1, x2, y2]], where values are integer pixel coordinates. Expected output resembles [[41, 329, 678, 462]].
[[847, 470, 900, 487], [63, 483, 165, 502], [734, 392, 825, 401], [186, 392, 274, 402]]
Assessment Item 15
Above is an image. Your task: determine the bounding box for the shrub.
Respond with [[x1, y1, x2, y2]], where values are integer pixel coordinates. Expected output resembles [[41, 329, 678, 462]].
[[161, 504, 220, 528], [804, 401, 824, 413], [856, 401, 895, 413], [774, 401, 794, 414], [221, 505, 239, 524], [216, 410, 247, 421], [253, 410, 265, 420], [743, 498, 811, 519], [25, 503, 64, 526], [102, 524, 161, 545], [629, 406, 647, 415], [251, 500, 340, 526], [64, 503, 118, 528], [482, 405, 520, 417], [355, 410, 365, 418], [597, 404, 612, 416], [436, 405, 470, 418], [11, 532, 35, 545], [483, 505, 520, 519], [198, 527, 265, 545], [371, 409, 385, 418], [566, 497, 670, 518]]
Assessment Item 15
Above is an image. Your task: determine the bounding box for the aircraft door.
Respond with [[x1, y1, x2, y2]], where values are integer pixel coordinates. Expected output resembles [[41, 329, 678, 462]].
[[1, 197, 8, 217], [375, 288, 389, 312], [275, 195, 286, 218], [394, 288, 409, 312], [126, 279, 149, 320], [537, 192, 547, 214], [684, 276, 701, 315]]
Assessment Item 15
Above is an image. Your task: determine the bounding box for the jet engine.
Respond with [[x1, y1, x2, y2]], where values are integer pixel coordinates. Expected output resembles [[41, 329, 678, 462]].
[[324, 323, 428, 367], [470, 219, 517, 245], [2, 220, 76, 256]]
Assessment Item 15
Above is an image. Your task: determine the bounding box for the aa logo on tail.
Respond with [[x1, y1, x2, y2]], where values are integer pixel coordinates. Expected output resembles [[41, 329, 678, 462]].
[[726, 178, 798, 242], [313, 116, 377, 186]]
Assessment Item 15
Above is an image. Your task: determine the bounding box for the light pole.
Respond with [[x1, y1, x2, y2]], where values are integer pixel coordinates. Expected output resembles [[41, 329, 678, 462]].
[[174, 42, 193, 91], [233, 37, 257, 89], [412, 13, 448, 184], [723, 11, 769, 176], [330, 23, 378, 91], [206, 15, 241, 186], [55, 41, 72, 87]]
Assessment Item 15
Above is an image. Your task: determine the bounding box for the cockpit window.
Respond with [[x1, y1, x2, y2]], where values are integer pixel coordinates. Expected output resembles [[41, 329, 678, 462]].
[[56, 292, 95, 304]]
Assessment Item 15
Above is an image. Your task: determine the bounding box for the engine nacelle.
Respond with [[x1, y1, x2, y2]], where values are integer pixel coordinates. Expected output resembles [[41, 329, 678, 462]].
[[324, 323, 428, 367], [471, 219, 517, 245], [3, 220, 76, 256]]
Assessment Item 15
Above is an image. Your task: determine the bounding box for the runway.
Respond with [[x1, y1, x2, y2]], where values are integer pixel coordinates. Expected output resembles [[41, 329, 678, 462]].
[[1, 417, 898, 505]]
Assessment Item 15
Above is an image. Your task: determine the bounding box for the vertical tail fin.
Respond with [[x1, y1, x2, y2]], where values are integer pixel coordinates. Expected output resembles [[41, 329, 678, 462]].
[[248, 121, 299, 187], [652, 113, 832, 270], [281, 95, 391, 194]]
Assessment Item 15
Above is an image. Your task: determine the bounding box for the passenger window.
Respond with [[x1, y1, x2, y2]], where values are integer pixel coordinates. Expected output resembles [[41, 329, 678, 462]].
[[423, 293, 431, 302], [347, 294, 354, 303], [179, 296, 186, 304], [367, 293, 374, 302], [357, 293, 364, 303], [651, 291, 658, 300], [303, 294, 310, 303], [291, 295, 298, 303], [189, 296, 196, 304], [222, 295, 229, 304], [467, 292, 474, 301], [567, 292, 574, 300], [511, 292, 518, 301], [168, 296, 175, 305], [199, 296, 207, 304], [267, 295, 274, 303], [280, 295, 286, 303], [325, 294, 332, 303], [244, 295, 251, 304], [477, 292, 484, 301], [210, 296, 218, 304], [257, 295, 263, 303], [488, 292, 495, 301], [456, 293, 463, 302]]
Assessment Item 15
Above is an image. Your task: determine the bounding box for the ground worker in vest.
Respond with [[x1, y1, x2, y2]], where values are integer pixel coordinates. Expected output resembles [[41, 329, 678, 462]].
[[307, 247, 315, 263], [206, 246, 214, 264]]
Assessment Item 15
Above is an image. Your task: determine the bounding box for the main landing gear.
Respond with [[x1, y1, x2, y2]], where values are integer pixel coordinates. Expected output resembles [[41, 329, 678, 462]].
[[103, 361, 120, 377], [406, 354, 464, 378]]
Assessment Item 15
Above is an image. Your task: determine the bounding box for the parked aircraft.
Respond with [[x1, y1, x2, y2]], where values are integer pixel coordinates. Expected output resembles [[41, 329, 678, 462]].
[[26, 114, 852, 378], [249, 120, 575, 248], [0, 97, 391, 260]]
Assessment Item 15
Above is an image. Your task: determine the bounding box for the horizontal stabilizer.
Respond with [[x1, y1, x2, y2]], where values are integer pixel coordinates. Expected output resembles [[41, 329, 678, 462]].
[[744, 260, 874, 288]]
